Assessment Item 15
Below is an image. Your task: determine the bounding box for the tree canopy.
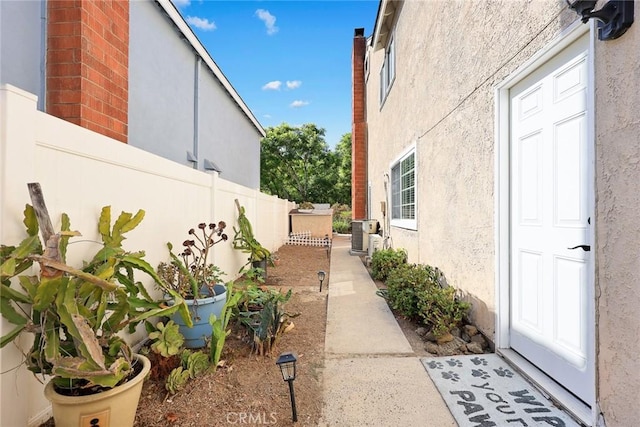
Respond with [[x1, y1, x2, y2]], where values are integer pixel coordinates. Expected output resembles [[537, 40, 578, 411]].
[[260, 123, 351, 206]]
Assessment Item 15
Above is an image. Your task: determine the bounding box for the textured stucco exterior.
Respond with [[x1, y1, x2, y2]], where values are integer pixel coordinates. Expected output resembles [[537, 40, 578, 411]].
[[594, 22, 640, 426], [291, 211, 333, 238], [363, 0, 640, 424], [365, 0, 572, 338]]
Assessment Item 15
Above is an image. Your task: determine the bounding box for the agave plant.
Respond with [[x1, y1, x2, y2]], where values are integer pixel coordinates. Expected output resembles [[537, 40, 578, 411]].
[[0, 192, 191, 391]]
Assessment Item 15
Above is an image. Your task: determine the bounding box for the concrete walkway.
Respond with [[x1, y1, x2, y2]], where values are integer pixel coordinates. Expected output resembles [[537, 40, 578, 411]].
[[319, 236, 456, 426]]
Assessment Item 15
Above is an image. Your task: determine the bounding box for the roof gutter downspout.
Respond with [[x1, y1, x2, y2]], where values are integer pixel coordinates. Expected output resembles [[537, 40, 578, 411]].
[[192, 56, 201, 169], [40, 0, 47, 111]]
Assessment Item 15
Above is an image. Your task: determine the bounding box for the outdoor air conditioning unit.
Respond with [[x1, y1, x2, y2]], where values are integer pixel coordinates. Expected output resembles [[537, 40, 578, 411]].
[[352, 220, 379, 253], [368, 234, 383, 257], [364, 219, 379, 234], [351, 220, 365, 251]]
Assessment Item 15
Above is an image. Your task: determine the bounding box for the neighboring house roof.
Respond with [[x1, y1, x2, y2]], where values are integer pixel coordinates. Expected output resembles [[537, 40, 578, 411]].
[[157, 0, 265, 137], [371, 0, 402, 51]]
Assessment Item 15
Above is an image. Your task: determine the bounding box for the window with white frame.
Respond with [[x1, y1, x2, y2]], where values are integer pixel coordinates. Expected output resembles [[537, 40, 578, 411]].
[[379, 35, 395, 106], [390, 148, 416, 229]]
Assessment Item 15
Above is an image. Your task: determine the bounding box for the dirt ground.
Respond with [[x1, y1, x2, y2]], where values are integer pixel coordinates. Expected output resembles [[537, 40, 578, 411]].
[[41, 242, 459, 426], [133, 244, 330, 427]]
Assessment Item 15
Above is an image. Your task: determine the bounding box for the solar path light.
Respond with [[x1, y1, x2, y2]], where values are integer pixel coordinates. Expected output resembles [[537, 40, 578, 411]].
[[318, 270, 326, 292], [275, 352, 298, 422]]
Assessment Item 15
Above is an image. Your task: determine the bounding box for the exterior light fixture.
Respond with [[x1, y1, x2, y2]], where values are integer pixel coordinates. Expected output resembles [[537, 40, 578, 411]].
[[566, 0, 634, 40], [318, 270, 326, 292], [275, 352, 298, 422]]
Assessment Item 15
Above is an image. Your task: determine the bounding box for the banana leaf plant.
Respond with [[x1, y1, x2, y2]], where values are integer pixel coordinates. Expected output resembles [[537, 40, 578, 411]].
[[0, 192, 192, 392]]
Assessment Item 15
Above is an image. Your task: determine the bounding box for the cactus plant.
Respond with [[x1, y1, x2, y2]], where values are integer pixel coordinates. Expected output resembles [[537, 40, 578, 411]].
[[232, 200, 271, 267], [0, 185, 191, 392]]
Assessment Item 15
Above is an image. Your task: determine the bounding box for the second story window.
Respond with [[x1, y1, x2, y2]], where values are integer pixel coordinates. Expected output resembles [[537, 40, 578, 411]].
[[379, 35, 395, 106]]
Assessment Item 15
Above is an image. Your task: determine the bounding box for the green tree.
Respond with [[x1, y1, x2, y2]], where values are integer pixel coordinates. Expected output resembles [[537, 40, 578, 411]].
[[334, 132, 352, 205], [261, 123, 336, 203]]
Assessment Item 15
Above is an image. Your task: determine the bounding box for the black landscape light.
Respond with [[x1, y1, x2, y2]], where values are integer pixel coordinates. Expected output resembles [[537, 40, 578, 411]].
[[276, 352, 298, 422], [318, 270, 326, 292], [324, 234, 330, 259]]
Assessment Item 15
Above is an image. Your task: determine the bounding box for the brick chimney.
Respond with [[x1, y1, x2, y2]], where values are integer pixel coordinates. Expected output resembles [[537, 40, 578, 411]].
[[46, 0, 129, 143], [352, 28, 367, 220]]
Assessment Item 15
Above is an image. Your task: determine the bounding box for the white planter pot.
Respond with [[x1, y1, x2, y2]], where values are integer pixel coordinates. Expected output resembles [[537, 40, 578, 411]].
[[44, 354, 150, 427]]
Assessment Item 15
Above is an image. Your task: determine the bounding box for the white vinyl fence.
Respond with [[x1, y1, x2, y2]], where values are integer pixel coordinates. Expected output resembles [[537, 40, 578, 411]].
[[0, 85, 295, 427]]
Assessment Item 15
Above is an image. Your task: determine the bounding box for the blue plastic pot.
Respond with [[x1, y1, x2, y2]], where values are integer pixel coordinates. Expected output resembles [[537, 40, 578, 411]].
[[171, 284, 227, 348]]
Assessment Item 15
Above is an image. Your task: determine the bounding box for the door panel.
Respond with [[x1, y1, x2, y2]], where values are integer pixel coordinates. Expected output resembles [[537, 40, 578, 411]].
[[509, 35, 593, 404]]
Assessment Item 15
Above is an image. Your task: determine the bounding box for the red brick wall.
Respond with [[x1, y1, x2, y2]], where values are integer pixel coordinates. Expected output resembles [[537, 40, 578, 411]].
[[47, 0, 129, 143], [351, 29, 367, 219]]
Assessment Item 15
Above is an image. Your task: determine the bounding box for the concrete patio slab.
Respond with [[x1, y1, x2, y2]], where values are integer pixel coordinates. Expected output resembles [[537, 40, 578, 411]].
[[324, 238, 413, 355], [321, 236, 455, 426], [319, 356, 456, 426]]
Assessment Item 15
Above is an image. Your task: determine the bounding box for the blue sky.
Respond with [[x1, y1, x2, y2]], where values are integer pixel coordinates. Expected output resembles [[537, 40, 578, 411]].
[[172, 0, 379, 148]]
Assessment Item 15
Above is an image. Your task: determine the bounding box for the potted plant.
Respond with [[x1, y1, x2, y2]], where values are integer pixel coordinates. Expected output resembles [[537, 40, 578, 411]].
[[158, 221, 229, 348], [298, 201, 315, 213], [0, 184, 190, 427], [232, 199, 271, 279]]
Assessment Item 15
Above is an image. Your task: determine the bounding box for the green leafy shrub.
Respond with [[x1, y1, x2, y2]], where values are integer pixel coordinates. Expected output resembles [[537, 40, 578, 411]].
[[371, 247, 408, 281], [333, 220, 350, 234], [417, 285, 471, 339], [385, 263, 440, 318], [330, 203, 351, 221]]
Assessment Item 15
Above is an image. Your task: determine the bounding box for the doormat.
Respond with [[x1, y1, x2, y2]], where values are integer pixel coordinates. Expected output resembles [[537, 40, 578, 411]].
[[421, 354, 580, 427]]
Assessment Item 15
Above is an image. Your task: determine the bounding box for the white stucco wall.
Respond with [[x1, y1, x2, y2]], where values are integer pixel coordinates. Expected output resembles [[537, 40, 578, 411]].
[[365, 0, 640, 424], [365, 0, 571, 337], [594, 11, 640, 425]]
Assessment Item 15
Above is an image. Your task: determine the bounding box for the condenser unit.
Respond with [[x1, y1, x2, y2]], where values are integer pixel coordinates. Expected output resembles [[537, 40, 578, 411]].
[[351, 220, 365, 251], [364, 219, 379, 234]]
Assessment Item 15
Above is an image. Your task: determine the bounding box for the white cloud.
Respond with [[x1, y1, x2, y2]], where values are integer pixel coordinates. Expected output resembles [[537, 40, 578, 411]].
[[290, 100, 310, 108], [263, 114, 272, 119], [286, 80, 302, 90], [172, 0, 190, 8], [186, 16, 216, 31], [255, 9, 279, 35], [262, 81, 282, 91]]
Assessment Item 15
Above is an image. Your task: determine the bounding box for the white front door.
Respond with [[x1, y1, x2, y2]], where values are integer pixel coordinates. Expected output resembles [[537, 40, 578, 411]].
[[509, 34, 594, 404]]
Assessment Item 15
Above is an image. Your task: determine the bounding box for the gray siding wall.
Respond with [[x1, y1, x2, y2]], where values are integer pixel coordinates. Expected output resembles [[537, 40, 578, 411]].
[[129, 1, 261, 189], [0, 0, 45, 109], [0, 0, 261, 189], [198, 64, 261, 187], [129, 1, 195, 168]]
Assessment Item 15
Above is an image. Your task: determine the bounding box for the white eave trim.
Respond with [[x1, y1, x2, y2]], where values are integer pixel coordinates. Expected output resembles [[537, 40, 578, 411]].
[[372, 0, 400, 51], [156, 0, 266, 137]]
